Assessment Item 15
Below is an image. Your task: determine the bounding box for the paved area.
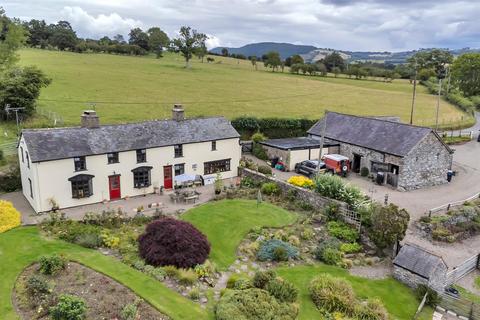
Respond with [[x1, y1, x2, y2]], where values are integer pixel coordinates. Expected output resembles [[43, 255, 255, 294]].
[[456, 269, 480, 296], [2, 184, 217, 225]]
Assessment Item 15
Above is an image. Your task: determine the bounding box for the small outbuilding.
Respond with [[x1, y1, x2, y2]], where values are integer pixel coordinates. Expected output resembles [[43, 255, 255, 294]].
[[308, 112, 454, 190], [393, 243, 448, 291], [259, 137, 339, 171]]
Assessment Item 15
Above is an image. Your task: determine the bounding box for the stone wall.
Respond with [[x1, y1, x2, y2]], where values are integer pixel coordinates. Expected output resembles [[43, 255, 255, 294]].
[[393, 265, 429, 289], [338, 142, 386, 170], [241, 168, 348, 210], [399, 132, 453, 190]]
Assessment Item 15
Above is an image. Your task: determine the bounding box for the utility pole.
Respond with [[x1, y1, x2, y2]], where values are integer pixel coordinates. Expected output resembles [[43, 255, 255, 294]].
[[316, 112, 327, 175], [435, 78, 443, 131], [410, 59, 418, 125]]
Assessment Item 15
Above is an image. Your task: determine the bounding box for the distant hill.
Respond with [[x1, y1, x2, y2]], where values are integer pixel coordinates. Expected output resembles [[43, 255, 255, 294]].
[[211, 42, 480, 64], [210, 42, 316, 60]]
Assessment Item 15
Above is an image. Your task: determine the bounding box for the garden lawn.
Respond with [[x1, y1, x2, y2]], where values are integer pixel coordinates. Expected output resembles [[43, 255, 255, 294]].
[[181, 199, 297, 269], [0, 227, 210, 320], [276, 264, 433, 320]]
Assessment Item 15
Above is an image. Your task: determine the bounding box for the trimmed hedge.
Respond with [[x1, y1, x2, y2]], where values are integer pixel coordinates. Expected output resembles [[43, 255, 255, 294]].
[[232, 117, 317, 139]]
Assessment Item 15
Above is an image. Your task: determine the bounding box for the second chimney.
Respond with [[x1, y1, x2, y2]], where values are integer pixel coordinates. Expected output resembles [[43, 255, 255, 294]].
[[81, 110, 100, 128], [172, 104, 185, 121]]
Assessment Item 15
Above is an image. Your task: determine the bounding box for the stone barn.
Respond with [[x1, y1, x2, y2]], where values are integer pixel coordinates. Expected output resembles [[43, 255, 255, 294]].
[[393, 243, 448, 291], [308, 112, 454, 190]]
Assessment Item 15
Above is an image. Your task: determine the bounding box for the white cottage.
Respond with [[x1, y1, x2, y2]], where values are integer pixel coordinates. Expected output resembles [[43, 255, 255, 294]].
[[18, 105, 241, 213]]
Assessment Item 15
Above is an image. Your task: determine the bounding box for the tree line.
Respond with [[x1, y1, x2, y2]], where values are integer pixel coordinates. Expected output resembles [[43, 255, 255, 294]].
[[21, 17, 209, 64]]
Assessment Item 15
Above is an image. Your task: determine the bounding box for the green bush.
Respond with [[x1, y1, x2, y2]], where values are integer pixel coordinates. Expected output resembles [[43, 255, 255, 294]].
[[327, 221, 359, 242], [74, 233, 103, 248], [257, 239, 299, 262], [188, 288, 201, 300], [314, 175, 363, 208], [261, 182, 281, 196], [253, 270, 277, 289], [163, 265, 180, 278], [215, 288, 298, 320], [177, 268, 198, 285], [314, 238, 343, 266], [265, 278, 299, 303], [227, 273, 249, 289], [309, 274, 356, 315], [354, 298, 389, 320], [252, 143, 268, 160], [121, 302, 138, 320], [38, 254, 65, 275], [26, 274, 50, 297], [360, 167, 369, 177], [258, 165, 273, 175], [340, 242, 362, 254], [414, 284, 441, 307], [234, 278, 253, 290], [251, 132, 267, 143], [273, 246, 289, 261], [49, 294, 87, 320], [446, 92, 475, 112]]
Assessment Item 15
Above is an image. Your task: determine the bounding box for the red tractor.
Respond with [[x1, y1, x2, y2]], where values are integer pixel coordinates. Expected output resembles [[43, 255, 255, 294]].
[[323, 154, 351, 177]]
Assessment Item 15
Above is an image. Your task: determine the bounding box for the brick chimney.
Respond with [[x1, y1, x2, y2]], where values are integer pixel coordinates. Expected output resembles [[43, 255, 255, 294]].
[[81, 110, 100, 128], [172, 104, 185, 121]]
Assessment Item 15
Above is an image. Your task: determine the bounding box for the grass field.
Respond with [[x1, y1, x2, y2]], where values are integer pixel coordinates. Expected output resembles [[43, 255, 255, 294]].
[[181, 199, 297, 269], [0, 227, 210, 320], [14, 48, 471, 128], [277, 264, 433, 320]]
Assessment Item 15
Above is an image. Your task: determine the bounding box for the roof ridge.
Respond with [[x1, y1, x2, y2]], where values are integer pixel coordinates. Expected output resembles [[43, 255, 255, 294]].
[[22, 116, 228, 133], [326, 111, 432, 131]]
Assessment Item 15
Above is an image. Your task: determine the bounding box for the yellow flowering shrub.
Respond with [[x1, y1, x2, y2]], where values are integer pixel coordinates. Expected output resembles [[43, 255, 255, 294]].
[[100, 230, 120, 248], [0, 200, 21, 233], [287, 176, 314, 188]]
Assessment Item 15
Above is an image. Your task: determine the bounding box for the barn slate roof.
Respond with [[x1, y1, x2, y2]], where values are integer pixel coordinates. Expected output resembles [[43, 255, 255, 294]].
[[307, 112, 451, 157], [22, 117, 240, 162], [393, 243, 447, 279], [259, 137, 339, 150]]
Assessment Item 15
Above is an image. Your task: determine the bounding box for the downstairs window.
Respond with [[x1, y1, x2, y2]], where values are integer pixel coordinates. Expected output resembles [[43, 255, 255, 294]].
[[68, 174, 94, 199], [132, 166, 152, 188], [204, 159, 231, 175]]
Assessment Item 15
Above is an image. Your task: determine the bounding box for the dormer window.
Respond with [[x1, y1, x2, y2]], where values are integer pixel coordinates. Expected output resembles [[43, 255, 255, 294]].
[[136, 149, 147, 163], [74, 156, 86, 171], [174, 144, 183, 158]]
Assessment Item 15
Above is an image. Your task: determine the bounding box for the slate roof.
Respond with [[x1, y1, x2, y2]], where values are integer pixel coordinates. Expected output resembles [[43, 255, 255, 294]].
[[22, 117, 240, 162], [307, 112, 451, 157], [393, 244, 446, 279], [259, 137, 339, 150]]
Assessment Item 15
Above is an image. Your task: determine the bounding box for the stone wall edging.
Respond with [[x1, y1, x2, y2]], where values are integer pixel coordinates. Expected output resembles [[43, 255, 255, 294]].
[[240, 168, 348, 211]]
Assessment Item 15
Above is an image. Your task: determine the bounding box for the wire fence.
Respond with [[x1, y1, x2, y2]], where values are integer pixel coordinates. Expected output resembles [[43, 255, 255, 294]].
[[37, 107, 64, 126], [436, 290, 480, 319], [427, 192, 480, 216]]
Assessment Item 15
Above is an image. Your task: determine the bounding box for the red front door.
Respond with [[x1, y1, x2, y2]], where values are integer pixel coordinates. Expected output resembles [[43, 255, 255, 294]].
[[109, 175, 121, 200], [164, 166, 173, 189]]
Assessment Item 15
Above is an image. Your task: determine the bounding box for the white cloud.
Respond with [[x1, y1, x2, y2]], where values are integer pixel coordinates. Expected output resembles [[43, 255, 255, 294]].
[[3, 0, 480, 51], [60, 6, 144, 38], [205, 35, 221, 49]]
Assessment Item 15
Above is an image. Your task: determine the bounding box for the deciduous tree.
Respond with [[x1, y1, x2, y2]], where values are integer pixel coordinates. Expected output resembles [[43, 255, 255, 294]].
[[171, 26, 207, 68], [147, 27, 169, 58], [451, 53, 480, 97], [264, 51, 281, 72], [369, 204, 409, 250], [128, 27, 149, 50], [0, 8, 26, 69]]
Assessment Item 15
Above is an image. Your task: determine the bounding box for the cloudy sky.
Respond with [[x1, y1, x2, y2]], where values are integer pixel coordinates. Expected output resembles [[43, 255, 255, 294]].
[[3, 0, 480, 51]]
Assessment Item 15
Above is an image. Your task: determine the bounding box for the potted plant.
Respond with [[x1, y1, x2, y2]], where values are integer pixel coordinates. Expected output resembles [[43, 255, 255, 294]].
[[214, 172, 222, 195]]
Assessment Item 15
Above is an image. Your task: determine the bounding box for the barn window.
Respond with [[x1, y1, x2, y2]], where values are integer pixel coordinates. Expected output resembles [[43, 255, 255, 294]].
[[28, 178, 33, 198], [136, 149, 147, 163], [26, 151, 30, 169], [174, 144, 183, 158], [69, 174, 94, 199], [132, 166, 152, 188], [74, 156, 86, 171], [107, 152, 119, 164], [204, 159, 231, 175]]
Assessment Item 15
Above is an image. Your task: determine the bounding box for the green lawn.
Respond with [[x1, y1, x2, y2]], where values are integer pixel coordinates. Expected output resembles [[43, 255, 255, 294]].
[[277, 264, 433, 320], [16, 48, 471, 128], [0, 227, 210, 320], [181, 199, 297, 269]]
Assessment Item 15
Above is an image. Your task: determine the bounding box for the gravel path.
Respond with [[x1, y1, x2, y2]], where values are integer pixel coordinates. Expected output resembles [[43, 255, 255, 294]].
[[349, 259, 393, 279]]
